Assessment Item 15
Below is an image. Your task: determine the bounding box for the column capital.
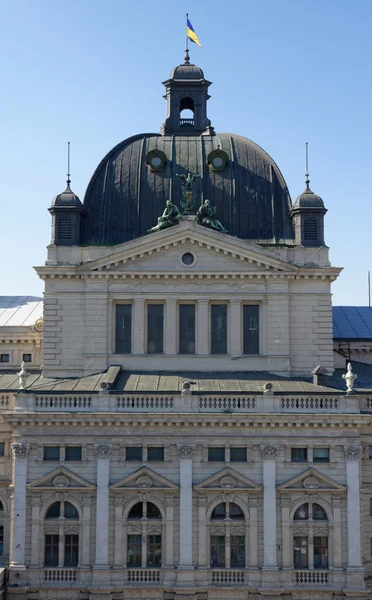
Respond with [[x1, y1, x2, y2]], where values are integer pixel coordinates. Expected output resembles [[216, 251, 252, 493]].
[[177, 444, 195, 459], [344, 445, 361, 460], [260, 444, 278, 459], [95, 444, 112, 459], [197, 494, 208, 506], [165, 493, 175, 506], [11, 443, 30, 458]]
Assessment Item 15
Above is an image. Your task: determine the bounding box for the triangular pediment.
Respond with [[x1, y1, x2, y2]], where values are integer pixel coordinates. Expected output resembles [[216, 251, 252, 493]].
[[278, 468, 345, 492], [111, 467, 178, 490], [27, 467, 95, 490], [194, 467, 262, 491], [78, 220, 298, 275]]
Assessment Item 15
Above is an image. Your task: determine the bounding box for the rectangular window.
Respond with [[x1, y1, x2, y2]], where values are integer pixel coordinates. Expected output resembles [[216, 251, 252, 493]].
[[313, 536, 328, 569], [313, 447, 330, 462], [148, 447, 164, 462], [43, 446, 60, 461], [147, 534, 161, 566], [231, 535, 245, 567], [179, 304, 196, 354], [115, 304, 132, 354], [65, 446, 82, 461], [64, 534, 79, 567], [211, 304, 227, 354], [147, 304, 164, 354], [22, 353, 32, 363], [243, 305, 259, 354], [0, 355, 9, 363], [291, 447, 308, 462], [230, 447, 247, 462], [293, 536, 308, 568], [126, 446, 142, 461], [0, 525, 3, 555], [208, 447, 225, 462], [127, 534, 142, 566], [210, 535, 225, 567], [45, 534, 59, 566], [0, 443, 4, 457], [368, 446, 372, 459]]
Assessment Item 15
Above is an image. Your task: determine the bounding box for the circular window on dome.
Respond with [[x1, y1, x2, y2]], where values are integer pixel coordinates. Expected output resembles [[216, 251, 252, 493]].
[[145, 148, 167, 172], [207, 147, 229, 172], [181, 252, 195, 266]]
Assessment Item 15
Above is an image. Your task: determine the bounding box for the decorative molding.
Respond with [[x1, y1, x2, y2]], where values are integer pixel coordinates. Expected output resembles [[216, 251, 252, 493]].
[[194, 466, 261, 491], [111, 466, 178, 491], [27, 466, 95, 490], [344, 445, 361, 460], [278, 467, 346, 493], [11, 443, 30, 458], [95, 444, 112, 459], [177, 444, 195, 459], [260, 445, 278, 459], [165, 493, 175, 506]]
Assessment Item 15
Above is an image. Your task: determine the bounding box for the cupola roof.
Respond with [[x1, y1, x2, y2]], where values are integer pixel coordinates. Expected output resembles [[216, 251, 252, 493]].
[[292, 181, 325, 209], [51, 179, 83, 209]]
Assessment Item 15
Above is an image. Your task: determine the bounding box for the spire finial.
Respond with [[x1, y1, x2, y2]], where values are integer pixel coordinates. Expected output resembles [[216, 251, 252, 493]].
[[305, 141, 310, 190], [67, 141, 71, 187], [184, 48, 190, 64]]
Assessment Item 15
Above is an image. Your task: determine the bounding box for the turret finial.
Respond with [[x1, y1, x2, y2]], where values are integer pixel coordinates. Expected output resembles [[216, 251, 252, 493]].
[[66, 141, 71, 187], [184, 48, 190, 64], [305, 141, 310, 190]]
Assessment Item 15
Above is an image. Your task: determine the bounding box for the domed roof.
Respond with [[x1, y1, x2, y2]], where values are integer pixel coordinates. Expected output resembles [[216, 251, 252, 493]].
[[51, 180, 82, 208], [170, 63, 205, 80], [82, 133, 294, 245], [293, 182, 325, 209]]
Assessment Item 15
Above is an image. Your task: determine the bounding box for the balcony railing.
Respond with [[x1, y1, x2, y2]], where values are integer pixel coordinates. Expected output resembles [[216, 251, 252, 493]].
[[211, 569, 245, 584], [180, 118, 194, 128], [294, 570, 329, 585], [44, 568, 78, 583], [127, 568, 163, 583]]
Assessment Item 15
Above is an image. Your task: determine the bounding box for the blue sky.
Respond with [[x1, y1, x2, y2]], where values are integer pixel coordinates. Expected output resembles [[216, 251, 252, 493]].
[[1, 0, 371, 304]]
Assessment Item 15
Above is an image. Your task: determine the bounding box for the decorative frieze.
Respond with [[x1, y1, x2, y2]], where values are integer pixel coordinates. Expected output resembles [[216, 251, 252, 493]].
[[344, 445, 361, 460], [11, 443, 30, 458], [260, 444, 278, 459], [95, 444, 112, 459], [177, 444, 195, 458]]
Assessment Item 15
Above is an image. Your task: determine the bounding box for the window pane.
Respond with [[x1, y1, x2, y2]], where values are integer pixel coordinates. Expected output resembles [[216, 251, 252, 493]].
[[314, 536, 328, 568], [127, 535, 142, 566], [46, 502, 61, 519], [147, 535, 161, 566], [210, 535, 225, 567], [0, 525, 3, 555], [0, 443, 4, 457], [65, 446, 82, 461], [22, 353, 32, 362], [128, 503, 143, 519], [147, 305, 164, 354], [291, 448, 307, 462], [208, 447, 225, 462], [45, 534, 59, 566], [126, 446, 142, 461], [230, 447, 246, 462], [211, 305, 227, 354], [148, 447, 164, 461], [43, 446, 60, 461], [64, 534, 79, 566], [294, 503, 309, 520], [312, 504, 327, 520], [313, 447, 329, 462], [230, 503, 245, 520], [147, 502, 161, 519], [0, 355, 9, 363], [211, 503, 226, 520], [231, 535, 245, 567], [179, 304, 195, 354], [293, 536, 308, 568], [115, 304, 132, 354], [64, 502, 79, 519], [243, 305, 259, 354]]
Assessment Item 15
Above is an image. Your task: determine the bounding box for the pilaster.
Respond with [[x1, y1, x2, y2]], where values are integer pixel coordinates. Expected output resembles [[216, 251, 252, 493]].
[[177, 444, 195, 585], [93, 444, 112, 585]]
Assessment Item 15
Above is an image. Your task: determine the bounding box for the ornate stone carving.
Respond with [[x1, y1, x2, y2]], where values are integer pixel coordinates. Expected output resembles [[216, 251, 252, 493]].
[[221, 492, 234, 503], [165, 493, 175, 506], [18, 362, 29, 390], [11, 443, 30, 458], [95, 444, 112, 459], [219, 475, 237, 488], [177, 444, 195, 459], [344, 445, 361, 460], [53, 474, 69, 488], [136, 475, 152, 488], [342, 362, 357, 393], [303, 476, 320, 489], [32, 316, 44, 332], [260, 445, 278, 459]]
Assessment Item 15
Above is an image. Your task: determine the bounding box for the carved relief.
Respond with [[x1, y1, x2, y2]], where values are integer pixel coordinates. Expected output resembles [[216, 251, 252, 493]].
[[344, 445, 361, 460], [302, 476, 320, 489], [95, 444, 112, 459], [219, 475, 237, 488], [11, 443, 30, 458], [177, 444, 195, 459], [260, 445, 278, 459], [136, 475, 152, 488], [53, 474, 69, 488]]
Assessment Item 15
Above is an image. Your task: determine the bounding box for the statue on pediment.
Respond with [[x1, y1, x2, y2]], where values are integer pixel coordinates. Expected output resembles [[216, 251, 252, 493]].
[[147, 200, 182, 233], [197, 199, 228, 233], [176, 172, 201, 212]]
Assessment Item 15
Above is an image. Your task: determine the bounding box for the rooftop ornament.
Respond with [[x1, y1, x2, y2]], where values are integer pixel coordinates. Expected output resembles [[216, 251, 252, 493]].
[[342, 362, 357, 394], [176, 172, 201, 213], [18, 361, 29, 390], [147, 200, 182, 233], [197, 199, 228, 233]]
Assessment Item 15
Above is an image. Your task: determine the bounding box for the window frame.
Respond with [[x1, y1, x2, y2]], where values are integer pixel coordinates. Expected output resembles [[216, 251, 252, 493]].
[[242, 304, 260, 355], [127, 534, 142, 566], [208, 447, 225, 462], [147, 446, 164, 462], [64, 534, 79, 567], [179, 303, 196, 355], [43, 446, 60, 462], [147, 303, 164, 354], [0, 354, 9, 363], [293, 536, 308, 568], [210, 534, 226, 567], [291, 447, 308, 463], [126, 446, 143, 462], [44, 534, 59, 567], [147, 534, 162, 567], [230, 447, 247, 462], [210, 303, 228, 355], [115, 303, 133, 354], [313, 536, 328, 569], [313, 447, 330, 463], [65, 446, 82, 462], [230, 535, 245, 568]]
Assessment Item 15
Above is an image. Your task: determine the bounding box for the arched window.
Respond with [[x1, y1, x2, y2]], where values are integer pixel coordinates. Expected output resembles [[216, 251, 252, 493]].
[[0, 501, 3, 511], [304, 217, 318, 241], [180, 97, 195, 128], [126, 500, 162, 567], [44, 500, 79, 567], [292, 501, 329, 570], [209, 501, 246, 568], [294, 503, 328, 521]]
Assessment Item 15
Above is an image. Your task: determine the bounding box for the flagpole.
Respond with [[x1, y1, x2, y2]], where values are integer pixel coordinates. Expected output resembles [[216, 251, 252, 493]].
[[185, 13, 189, 63]]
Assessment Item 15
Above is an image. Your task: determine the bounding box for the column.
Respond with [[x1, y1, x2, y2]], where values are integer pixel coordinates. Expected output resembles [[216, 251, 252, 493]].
[[249, 495, 258, 568], [94, 444, 112, 568], [332, 496, 342, 569], [308, 524, 314, 570], [81, 493, 92, 568], [165, 494, 175, 568], [30, 493, 41, 567], [344, 445, 363, 569], [133, 299, 145, 354], [178, 445, 195, 568], [10, 443, 30, 568], [261, 445, 278, 569], [280, 494, 291, 569], [229, 300, 241, 356], [113, 495, 123, 567], [196, 301, 209, 355], [225, 523, 231, 568], [197, 495, 208, 568], [165, 300, 177, 355]]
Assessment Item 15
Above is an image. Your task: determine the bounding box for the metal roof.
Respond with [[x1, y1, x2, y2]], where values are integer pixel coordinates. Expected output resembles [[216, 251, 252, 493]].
[[333, 306, 372, 340], [0, 296, 43, 327]]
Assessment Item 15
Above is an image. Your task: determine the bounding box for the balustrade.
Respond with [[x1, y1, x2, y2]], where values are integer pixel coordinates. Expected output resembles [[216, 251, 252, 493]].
[[211, 569, 245, 584], [294, 570, 329, 585], [44, 568, 77, 583], [127, 568, 162, 583]]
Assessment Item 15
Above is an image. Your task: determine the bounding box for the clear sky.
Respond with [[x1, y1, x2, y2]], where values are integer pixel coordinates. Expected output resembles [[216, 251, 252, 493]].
[[1, 0, 371, 304]]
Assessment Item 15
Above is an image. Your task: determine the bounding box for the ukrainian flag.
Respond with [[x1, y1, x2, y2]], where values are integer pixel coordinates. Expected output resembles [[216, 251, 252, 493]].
[[186, 18, 202, 47]]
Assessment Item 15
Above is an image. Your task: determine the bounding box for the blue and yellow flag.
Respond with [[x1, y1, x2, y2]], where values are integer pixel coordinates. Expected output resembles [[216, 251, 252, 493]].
[[186, 18, 202, 48]]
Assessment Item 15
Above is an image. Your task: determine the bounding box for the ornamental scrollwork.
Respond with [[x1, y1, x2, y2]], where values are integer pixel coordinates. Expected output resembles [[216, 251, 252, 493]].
[[95, 444, 112, 459], [260, 445, 278, 460], [177, 444, 195, 459], [344, 445, 361, 460], [11, 443, 30, 458]]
